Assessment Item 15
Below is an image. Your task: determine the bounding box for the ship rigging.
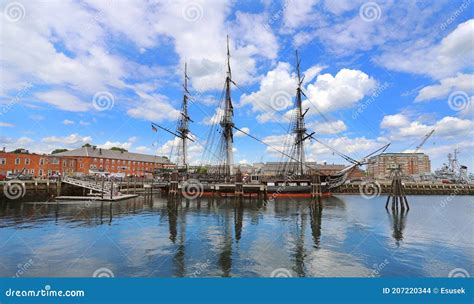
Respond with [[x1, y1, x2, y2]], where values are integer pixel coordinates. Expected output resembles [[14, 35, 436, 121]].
[[150, 37, 391, 192]]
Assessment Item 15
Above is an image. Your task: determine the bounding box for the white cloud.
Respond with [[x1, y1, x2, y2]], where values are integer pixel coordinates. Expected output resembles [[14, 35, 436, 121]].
[[135, 146, 150, 153], [62, 119, 75, 125], [0, 122, 15, 127], [459, 96, 474, 118], [42, 133, 92, 146], [127, 92, 180, 122], [98, 141, 132, 151], [231, 12, 279, 60], [34, 91, 91, 112], [239, 62, 325, 123], [155, 137, 204, 165], [283, 0, 319, 30], [303, 69, 376, 113], [377, 19, 474, 79], [307, 120, 347, 135], [380, 114, 410, 128], [381, 114, 474, 140], [415, 73, 474, 101], [202, 108, 224, 125], [235, 127, 250, 137]]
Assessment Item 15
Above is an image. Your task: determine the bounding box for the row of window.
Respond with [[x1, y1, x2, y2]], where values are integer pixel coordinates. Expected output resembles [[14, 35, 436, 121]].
[[11, 169, 60, 176], [0, 157, 163, 168], [0, 157, 59, 166], [92, 158, 157, 166], [89, 165, 153, 171]]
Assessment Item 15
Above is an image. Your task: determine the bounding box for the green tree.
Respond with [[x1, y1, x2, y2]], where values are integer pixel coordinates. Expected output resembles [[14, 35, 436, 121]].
[[110, 147, 128, 152], [51, 149, 68, 154], [82, 143, 92, 147]]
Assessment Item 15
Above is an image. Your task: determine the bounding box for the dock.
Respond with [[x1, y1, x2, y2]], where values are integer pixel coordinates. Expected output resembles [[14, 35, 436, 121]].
[[55, 194, 138, 201], [1, 177, 473, 202]]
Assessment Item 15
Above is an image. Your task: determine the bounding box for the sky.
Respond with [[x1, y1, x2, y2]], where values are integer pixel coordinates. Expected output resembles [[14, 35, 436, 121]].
[[0, 0, 473, 171]]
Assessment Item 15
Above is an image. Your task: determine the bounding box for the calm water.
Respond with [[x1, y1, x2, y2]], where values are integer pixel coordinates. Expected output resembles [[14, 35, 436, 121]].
[[0, 195, 473, 278]]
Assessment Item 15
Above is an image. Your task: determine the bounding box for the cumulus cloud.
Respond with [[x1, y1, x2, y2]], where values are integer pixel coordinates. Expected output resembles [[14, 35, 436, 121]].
[[240, 64, 370, 123], [415, 73, 474, 102], [303, 69, 377, 113], [380, 114, 410, 128]]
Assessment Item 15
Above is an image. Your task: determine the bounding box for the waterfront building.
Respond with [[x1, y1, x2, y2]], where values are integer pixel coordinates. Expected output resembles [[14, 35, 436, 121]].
[[367, 153, 431, 179], [0, 146, 171, 178]]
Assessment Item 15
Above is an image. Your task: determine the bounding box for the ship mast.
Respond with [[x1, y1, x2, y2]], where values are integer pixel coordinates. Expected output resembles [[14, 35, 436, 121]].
[[294, 50, 307, 176], [178, 62, 191, 171], [220, 35, 234, 178]]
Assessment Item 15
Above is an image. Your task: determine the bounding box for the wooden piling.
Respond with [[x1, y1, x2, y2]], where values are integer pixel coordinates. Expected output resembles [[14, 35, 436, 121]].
[[385, 164, 409, 211]]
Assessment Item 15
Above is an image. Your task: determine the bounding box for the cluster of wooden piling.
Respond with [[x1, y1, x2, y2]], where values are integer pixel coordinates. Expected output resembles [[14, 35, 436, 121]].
[[385, 166, 409, 212]]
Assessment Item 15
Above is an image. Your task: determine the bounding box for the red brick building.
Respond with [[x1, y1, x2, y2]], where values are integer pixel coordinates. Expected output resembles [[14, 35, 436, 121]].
[[0, 146, 172, 178]]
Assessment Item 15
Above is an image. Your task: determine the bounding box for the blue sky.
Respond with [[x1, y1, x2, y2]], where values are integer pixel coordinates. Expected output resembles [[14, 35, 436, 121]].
[[0, 0, 473, 170]]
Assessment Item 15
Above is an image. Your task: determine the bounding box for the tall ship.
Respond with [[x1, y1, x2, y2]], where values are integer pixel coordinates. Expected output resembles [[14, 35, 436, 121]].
[[151, 37, 389, 196]]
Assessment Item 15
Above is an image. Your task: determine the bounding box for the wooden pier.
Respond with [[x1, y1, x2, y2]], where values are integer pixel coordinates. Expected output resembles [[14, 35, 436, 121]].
[[1, 178, 473, 202]]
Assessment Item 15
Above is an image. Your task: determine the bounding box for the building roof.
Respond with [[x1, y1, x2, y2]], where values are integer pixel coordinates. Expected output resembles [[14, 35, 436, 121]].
[[53, 147, 170, 163]]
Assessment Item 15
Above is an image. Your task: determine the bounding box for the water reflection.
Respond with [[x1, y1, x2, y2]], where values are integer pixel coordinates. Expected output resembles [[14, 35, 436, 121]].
[[0, 195, 472, 277], [387, 209, 408, 247]]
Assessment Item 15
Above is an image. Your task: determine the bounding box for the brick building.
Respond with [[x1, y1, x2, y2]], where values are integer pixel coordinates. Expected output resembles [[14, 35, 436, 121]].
[[0, 146, 172, 178], [367, 153, 431, 179]]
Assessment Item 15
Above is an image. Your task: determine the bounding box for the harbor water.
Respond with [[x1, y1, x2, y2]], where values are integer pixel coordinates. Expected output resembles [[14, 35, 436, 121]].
[[0, 195, 473, 278]]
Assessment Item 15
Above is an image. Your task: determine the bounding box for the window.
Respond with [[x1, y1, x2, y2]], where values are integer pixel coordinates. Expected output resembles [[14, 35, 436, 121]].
[[0, 158, 5, 165], [100, 159, 103, 163], [63, 160, 67, 166], [49, 158, 59, 164], [39, 158, 45, 165], [25, 158, 30, 165], [30, 169, 34, 175], [112, 159, 115, 164], [106, 159, 109, 163], [15, 158, 20, 165], [94, 158, 97, 162], [39, 169, 43, 176], [80, 163, 84, 169]]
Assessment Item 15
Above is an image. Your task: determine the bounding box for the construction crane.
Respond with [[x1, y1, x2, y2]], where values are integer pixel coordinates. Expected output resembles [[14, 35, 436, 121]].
[[414, 129, 435, 152]]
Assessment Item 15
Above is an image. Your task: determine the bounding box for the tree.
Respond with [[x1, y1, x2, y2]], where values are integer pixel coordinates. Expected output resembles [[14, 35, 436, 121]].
[[11, 148, 28, 154], [51, 149, 68, 154], [82, 143, 92, 148], [110, 147, 128, 152]]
